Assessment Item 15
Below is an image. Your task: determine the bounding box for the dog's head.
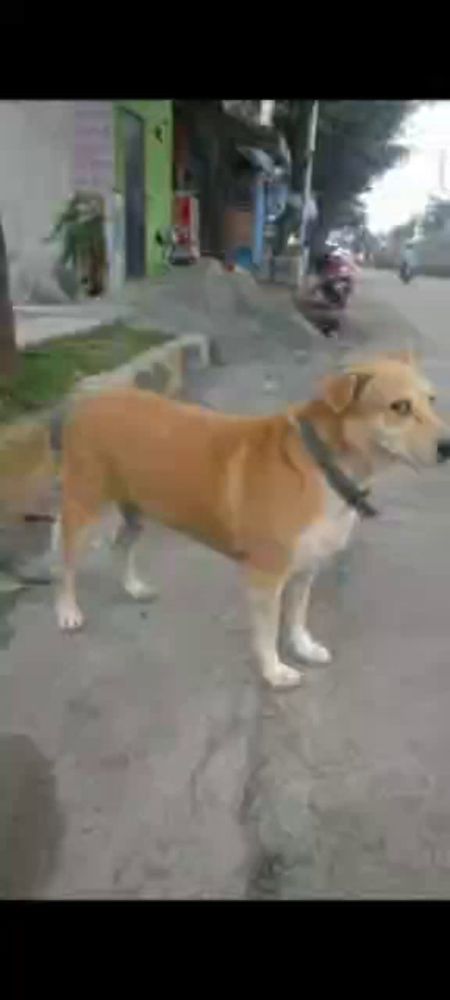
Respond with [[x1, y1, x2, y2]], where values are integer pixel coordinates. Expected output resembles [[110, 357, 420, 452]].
[[319, 351, 450, 471]]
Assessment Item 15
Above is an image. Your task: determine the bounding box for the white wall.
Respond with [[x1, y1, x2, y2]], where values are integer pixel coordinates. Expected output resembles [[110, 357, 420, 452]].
[[0, 101, 75, 261]]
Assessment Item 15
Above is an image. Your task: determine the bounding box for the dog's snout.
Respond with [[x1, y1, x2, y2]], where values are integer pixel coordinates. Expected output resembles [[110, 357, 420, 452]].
[[437, 438, 450, 462]]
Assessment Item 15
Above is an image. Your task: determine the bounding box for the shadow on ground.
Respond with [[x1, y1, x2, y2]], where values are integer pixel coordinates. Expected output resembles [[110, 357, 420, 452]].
[[0, 733, 64, 898]]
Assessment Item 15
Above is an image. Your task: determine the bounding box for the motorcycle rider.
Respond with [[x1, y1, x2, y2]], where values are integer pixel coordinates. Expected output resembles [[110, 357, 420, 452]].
[[310, 243, 353, 304], [400, 240, 418, 282]]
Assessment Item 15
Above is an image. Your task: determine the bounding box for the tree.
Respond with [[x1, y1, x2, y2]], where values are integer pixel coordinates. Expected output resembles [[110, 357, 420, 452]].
[[389, 216, 418, 244], [274, 100, 414, 254], [222, 101, 262, 125], [421, 196, 450, 235], [0, 217, 18, 384]]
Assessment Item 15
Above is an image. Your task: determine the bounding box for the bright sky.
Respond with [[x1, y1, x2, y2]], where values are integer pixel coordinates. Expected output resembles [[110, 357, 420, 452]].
[[364, 101, 450, 234]]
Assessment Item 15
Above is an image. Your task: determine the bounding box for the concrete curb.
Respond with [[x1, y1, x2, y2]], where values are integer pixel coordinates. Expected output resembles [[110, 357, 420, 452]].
[[289, 292, 326, 344], [74, 332, 210, 398], [288, 305, 320, 345], [0, 332, 211, 521]]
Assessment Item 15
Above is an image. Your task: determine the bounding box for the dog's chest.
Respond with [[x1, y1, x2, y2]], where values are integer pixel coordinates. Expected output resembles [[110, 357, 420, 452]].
[[294, 489, 357, 572]]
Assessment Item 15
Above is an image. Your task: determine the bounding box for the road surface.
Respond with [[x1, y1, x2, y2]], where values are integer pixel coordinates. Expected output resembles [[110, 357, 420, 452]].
[[3, 268, 450, 898]]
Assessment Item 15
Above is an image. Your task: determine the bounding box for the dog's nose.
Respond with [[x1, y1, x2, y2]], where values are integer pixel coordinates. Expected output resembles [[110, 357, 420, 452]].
[[437, 439, 450, 462]]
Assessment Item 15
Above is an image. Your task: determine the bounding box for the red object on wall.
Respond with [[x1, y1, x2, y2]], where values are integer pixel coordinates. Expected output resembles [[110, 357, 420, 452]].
[[172, 191, 200, 261]]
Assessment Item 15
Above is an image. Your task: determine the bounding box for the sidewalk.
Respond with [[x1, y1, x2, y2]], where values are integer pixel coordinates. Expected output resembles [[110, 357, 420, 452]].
[[14, 259, 316, 350], [14, 301, 134, 348]]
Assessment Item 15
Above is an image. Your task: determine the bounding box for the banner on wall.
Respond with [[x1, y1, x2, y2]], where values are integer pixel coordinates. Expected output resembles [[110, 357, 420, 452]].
[[72, 102, 115, 195], [72, 102, 119, 288]]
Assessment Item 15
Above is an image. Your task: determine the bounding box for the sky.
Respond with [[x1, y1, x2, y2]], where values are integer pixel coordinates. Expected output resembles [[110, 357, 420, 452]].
[[364, 101, 450, 234]]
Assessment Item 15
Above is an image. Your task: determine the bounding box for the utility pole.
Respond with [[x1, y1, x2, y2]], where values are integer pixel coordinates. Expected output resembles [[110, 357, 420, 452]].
[[260, 100, 274, 127], [438, 148, 449, 195], [296, 100, 319, 288]]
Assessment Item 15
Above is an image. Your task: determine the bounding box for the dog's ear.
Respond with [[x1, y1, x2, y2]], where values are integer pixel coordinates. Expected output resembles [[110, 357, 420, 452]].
[[321, 372, 372, 413]]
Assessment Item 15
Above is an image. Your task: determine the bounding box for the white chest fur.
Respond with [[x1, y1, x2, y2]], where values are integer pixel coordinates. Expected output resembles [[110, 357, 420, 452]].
[[294, 486, 357, 573]]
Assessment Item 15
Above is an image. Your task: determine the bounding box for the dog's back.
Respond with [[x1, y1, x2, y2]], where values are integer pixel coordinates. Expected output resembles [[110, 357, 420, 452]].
[[60, 388, 272, 553]]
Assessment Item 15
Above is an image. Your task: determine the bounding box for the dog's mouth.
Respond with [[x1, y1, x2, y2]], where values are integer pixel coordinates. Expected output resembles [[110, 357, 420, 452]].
[[373, 436, 431, 472]]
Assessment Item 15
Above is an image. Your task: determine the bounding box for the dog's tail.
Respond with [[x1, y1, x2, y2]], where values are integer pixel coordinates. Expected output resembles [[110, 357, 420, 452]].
[[48, 401, 66, 459], [21, 402, 67, 525]]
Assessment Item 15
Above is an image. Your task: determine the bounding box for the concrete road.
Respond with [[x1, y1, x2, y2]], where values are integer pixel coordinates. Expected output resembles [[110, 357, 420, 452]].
[[3, 269, 450, 898]]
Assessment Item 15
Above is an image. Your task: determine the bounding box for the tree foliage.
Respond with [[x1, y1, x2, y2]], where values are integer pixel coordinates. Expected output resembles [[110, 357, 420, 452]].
[[222, 100, 261, 125], [421, 196, 450, 234], [384, 196, 450, 250], [389, 216, 418, 243], [274, 100, 415, 247]]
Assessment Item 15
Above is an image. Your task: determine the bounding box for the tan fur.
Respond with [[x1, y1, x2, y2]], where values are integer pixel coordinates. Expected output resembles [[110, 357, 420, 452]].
[[59, 389, 326, 574], [55, 355, 448, 688]]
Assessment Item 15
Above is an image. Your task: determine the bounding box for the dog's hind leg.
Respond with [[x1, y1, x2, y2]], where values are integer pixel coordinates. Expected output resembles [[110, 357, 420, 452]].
[[282, 571, 331, 664], [56, 503, 94, 631], [115, 504, 158, 602], [56, 460, 107, 631]]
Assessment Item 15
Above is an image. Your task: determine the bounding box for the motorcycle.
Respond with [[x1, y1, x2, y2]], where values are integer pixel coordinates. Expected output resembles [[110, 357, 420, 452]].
[[399, 260, 413, 284], [316, 249, 355, 308]]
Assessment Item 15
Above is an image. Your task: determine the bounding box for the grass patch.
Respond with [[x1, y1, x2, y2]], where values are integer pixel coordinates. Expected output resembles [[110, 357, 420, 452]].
[[0, 323, 171, 423]]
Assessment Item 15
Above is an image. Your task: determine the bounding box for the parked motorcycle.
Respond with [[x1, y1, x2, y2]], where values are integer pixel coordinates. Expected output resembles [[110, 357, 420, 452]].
[[316, 248, 355, 308]]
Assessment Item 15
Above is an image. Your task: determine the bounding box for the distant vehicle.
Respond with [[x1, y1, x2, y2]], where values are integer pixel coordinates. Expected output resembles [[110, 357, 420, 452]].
[[399, 241, 418, 284], [315, 246, 356, 308], [399, 260, 413, 284]]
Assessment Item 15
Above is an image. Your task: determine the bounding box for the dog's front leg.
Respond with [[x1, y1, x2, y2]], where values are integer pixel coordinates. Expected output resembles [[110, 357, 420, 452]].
[[245, 569, 303, 688], [283, 571, 331, 664], [114, 505, 158, 602]]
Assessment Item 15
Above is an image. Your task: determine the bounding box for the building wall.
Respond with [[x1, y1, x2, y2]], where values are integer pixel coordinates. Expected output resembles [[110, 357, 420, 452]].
[[0, 101, 74, 261], [0, 101, 120, 300], [0, 100, 172, 299], [114, 101, 173, 276], [223, 207, 253, 253]]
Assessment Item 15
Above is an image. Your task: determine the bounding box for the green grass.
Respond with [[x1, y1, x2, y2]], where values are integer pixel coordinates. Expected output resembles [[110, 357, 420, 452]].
[[0, 323, 171, 423]]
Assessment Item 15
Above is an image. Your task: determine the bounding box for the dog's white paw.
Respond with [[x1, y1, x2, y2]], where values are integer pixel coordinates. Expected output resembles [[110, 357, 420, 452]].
[[262, 659, 303, 689], [124, 577, 159, 602], [57, 597, 84, 631], [291, 627, 331, 664]]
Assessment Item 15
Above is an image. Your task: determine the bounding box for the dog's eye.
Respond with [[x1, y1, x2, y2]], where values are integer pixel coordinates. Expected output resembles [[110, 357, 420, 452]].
[[429, 394, 436, 404], [391, 399, 412, 416]]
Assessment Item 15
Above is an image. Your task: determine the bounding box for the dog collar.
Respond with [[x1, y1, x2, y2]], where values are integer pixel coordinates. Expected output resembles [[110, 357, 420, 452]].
[[297, 417, 378, 519]]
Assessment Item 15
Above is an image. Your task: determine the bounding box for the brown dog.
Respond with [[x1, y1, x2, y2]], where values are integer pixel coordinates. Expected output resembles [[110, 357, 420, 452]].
[[55, 352, 450, 689]]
